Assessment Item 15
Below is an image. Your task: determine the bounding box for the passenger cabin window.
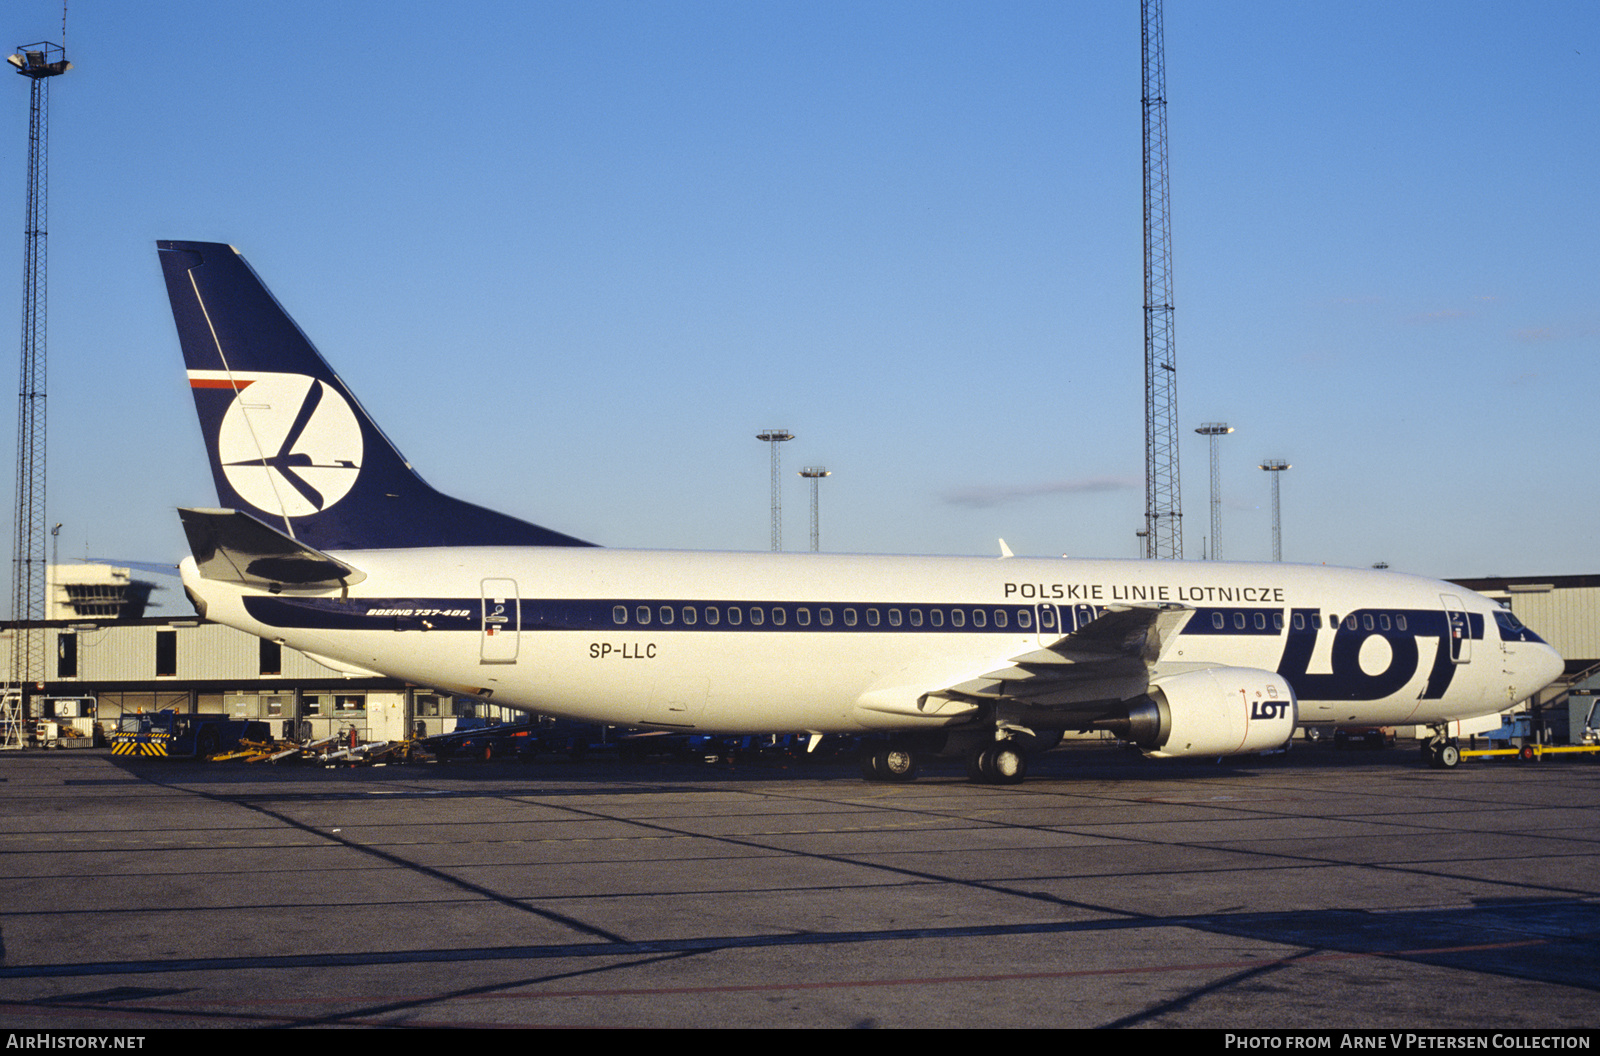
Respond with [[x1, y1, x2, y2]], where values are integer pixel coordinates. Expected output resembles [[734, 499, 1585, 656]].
[[706, 607, 720, 626], [682, 607, 697, 626], [636, 606, 651, 625], [613, 605, 628, 625], [950, 610, 965, 628], [819, 608, 833, 626]]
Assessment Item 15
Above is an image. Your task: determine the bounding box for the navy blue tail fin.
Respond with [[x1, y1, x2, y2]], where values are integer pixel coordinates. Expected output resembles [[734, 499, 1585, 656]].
[[158, 240, 594, 550]]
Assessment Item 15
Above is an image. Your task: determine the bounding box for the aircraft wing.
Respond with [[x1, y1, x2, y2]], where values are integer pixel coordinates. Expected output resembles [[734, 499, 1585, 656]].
[[929, 603, 1194, 715]]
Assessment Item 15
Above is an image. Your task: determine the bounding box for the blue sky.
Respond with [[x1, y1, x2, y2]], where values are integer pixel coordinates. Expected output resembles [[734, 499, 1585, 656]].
[[3, 1, 1596, 611]]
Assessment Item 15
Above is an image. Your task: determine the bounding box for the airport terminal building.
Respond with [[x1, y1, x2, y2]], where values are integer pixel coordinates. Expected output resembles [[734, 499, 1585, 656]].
[[1, 565, 513, 745]]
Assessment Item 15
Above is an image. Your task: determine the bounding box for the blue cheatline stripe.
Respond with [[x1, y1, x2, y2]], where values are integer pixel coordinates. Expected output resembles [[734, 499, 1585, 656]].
[[240, 596, 1478, 643]]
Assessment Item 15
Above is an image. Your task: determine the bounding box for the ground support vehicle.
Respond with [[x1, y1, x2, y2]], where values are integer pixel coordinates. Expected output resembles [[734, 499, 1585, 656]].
[[1459, 741, 1600, 763], [420, 717, 541, 761], [1333, 726, 1396, 750], [110, 711, 272, 758]]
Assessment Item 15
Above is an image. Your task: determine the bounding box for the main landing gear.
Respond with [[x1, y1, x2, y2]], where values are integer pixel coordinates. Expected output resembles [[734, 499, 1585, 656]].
[[857, 736, 1030, 785], [967, 742, 1027, 785]]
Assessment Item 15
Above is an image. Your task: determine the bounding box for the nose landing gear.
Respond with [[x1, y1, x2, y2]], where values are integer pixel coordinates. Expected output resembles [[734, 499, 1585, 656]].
[[1422, 725, 1461, 769]]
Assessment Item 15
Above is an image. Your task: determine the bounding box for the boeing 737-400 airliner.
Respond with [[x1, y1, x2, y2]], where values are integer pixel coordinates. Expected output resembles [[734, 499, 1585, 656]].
[[157, 241, 1565, 782]]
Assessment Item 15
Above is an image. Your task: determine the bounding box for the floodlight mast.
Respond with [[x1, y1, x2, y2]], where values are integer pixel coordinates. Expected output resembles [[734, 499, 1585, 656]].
[[1195, 423, 1233, 560], [756, 430, 794, 551], [4, 41, 70, 750], [1260, 459, 1291, 562], [798, 467, 830, 552]]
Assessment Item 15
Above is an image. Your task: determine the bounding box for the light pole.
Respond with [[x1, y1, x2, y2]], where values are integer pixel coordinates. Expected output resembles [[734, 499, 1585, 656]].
[[1260, 459, 1290, 562], [798, 467, 830, 552], [5, 42, 71, 751], [1195, 423, 1232, 560], [756, 430, 793, 551]]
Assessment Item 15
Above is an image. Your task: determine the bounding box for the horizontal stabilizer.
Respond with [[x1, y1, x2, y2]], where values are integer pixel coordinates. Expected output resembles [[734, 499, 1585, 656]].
[[179, 507, 367, 591]]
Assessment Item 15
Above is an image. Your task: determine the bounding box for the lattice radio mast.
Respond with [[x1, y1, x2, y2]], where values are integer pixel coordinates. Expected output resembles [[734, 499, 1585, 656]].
[[1142, 0, 1181, 558]]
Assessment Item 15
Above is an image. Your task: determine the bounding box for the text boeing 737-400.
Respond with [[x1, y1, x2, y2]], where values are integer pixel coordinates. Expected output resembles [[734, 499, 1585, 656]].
[[157, 240, 1565, 783]]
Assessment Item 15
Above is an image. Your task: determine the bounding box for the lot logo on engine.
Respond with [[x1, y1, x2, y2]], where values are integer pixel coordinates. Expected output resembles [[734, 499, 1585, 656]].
[[1251, 699, 1292, 721]]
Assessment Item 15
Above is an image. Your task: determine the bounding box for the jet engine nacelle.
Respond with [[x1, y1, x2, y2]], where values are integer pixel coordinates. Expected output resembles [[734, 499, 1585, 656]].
[[1129, 666, 1298, 758]]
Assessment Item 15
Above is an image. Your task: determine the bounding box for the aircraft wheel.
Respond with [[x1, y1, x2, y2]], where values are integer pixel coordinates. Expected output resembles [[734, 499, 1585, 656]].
[[1430, 741, 1460, 769], [987, 745, 1027, 784], [874, 747, 918, 782], [970, 744, 1027, 785]]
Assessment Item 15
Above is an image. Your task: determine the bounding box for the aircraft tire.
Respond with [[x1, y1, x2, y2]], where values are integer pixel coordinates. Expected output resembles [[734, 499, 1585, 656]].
[[859, 750, 883, 781], [970, 745, 1027, 785], [875, 747, 918, 782], [1432, 742, 1460, 769], [987, 746, 1027, 784]]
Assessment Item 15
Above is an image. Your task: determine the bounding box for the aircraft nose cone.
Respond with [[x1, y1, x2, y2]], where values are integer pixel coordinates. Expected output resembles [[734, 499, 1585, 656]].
[[1538, 644, 1565, 690], [1523, 644, 1566, 701]]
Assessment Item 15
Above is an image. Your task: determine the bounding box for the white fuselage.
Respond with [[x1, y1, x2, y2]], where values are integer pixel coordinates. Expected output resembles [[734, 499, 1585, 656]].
[[180, 549, 1563, 736]]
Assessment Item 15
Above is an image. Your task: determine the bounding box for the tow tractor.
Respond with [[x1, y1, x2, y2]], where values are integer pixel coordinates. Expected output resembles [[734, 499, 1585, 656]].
[[110, 710, 271, 758]]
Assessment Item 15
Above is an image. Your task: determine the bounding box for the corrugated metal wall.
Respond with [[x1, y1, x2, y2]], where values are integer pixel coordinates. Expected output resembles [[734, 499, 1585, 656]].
[[2, 621, 350, 682]]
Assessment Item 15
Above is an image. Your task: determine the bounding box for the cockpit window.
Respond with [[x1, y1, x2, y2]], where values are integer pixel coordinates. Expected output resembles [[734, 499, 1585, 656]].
[[1494, 609, 1544, 643]]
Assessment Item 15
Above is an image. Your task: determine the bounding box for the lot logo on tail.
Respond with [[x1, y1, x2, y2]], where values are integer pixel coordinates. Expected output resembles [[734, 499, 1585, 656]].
[[194, 370, 364, 518]]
